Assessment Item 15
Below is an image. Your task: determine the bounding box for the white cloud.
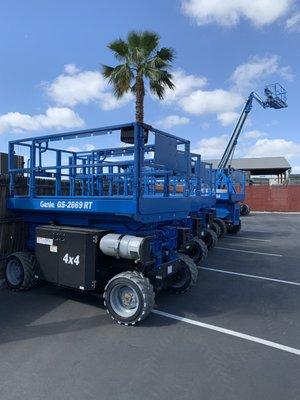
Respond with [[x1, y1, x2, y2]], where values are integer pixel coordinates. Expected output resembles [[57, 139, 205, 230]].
[[217, 112, 239, 126], [67, 143, 95, 153], [246, 138, 300, 159], [243, 130, 267, 139], [191, 132, 300, 173], [292, 165, 300, 173], [182, 0, 293, 27], [230, 55, 293, 92], [64, 64, 80, 75], [201, 121, 210, 130], [170, 55, 292, 125], [46, 69, 107, 106], [286, 12, 300, 31], [0, 107, 84, 134], [179, 89, 243, 115], [84, 143, 96, 151], [46, 65, 133, 110], [154, 69, 243, 126], [192, 134, 229, 158], [67, 146, 81, 153], [150, 56, 291, 128], [156, 115, 190, 129], [162, 68, 207, 103], [99, 92, 134, 111]]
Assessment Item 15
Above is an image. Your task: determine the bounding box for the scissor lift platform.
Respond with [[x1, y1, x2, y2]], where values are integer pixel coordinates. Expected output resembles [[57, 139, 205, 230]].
[[8, 123, 196, 223]]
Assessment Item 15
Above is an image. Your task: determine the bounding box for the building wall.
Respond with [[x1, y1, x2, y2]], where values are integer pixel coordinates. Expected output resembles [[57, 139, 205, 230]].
[[245, 185, 300, 212]]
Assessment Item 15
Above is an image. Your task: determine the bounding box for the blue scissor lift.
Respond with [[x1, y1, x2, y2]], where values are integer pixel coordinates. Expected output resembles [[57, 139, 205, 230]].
[[215, 83, 288, 233], [163, 154, 218, 267], [177, 153, 228, 259], [214, 168, 245, 232], [6, 123, 201, 325], [187, 156, 219, 256], [196, 159, 225, 242]]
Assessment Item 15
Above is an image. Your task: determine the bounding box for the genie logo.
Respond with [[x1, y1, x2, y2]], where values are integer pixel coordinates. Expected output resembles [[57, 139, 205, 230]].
[[40, 201, 55, 208], [38, 200, 93, 210]]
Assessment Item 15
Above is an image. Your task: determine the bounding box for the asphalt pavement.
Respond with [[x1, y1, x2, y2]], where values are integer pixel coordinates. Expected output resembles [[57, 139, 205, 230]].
[[0, 213, 299, 400]]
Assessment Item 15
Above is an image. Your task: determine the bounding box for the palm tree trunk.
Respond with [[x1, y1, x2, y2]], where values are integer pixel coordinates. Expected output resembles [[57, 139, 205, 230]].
[[135, 71, 145, 124]]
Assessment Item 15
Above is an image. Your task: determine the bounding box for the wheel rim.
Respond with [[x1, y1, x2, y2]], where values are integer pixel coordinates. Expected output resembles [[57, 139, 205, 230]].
[[185, 242, 198, 261], [216, 220, 225, 235], [109, 284, 140, 318], [171, 267, 189, 289], [6, 259, 22, 286]]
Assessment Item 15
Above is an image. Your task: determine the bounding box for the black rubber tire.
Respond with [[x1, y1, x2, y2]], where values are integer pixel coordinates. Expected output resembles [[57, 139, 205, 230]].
[[245, 204, 251, 216], [203, 228, 218, 250], [240, 203, 250, 216], [103, 271, 155, 326], [168, 254, 198, 294], [183, 238, 208, 266], [227, 222, 242, 234], [240, 204, 246, 216], [211, 221, 222, 238], [5, 252, 38, 291], [213, 218, 227, 237]]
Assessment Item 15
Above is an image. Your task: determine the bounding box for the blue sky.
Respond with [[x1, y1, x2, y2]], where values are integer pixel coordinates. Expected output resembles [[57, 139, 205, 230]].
[[0, 0, 300, 171]]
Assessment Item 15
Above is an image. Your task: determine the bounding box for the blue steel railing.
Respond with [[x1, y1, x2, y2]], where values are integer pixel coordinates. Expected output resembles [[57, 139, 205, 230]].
[[215, 168, 245, 201], [8, 123, 193, 201], [190, 154, 215, 198]]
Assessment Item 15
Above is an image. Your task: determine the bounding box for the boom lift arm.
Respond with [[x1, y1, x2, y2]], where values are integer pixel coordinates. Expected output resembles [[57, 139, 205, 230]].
[[218, 83, 288, 170]]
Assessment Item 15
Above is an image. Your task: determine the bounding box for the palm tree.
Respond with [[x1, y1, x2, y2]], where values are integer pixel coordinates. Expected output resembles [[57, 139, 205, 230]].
[[102, 31, 175, 124]]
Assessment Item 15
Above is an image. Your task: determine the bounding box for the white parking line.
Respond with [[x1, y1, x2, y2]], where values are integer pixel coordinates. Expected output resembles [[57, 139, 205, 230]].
[[215, 246, 282, 257], [227, 236, 271, 242], [242, 230, 271, 234], [201, 267, 300, 287], [152, 310, 300, 356]]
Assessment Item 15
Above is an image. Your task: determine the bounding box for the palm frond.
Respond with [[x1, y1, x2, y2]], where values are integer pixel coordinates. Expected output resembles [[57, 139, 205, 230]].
[[140, 31, 160, 56], [131, 82, 137, 94], [157, 70, 175, 90], [143, 67, 162, 81], [149, 80, 165, 100], [102, 65, 115, 79], [127, 31, 141, 49], [156, 47, 175, 62], [144, 68, 175, 91], [104, 64, 133, 98], [146, 58, 169, 72], [107, 39, 129, 61], [113, 84, 128, 99], [126, 31, 144, 65]]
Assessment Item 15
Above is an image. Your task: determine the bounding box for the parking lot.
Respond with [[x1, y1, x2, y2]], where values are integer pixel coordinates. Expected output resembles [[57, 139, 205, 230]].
[[0, 213, 299, 400]]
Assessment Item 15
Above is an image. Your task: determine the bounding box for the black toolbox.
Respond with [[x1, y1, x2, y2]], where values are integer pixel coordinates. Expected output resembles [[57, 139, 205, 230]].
[[35, 225, 108, 290]]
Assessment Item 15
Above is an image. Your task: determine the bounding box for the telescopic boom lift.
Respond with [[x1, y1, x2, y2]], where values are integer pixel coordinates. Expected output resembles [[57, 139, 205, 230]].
[[215, 83, 287, 229], [218, 83, 288, 170]]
